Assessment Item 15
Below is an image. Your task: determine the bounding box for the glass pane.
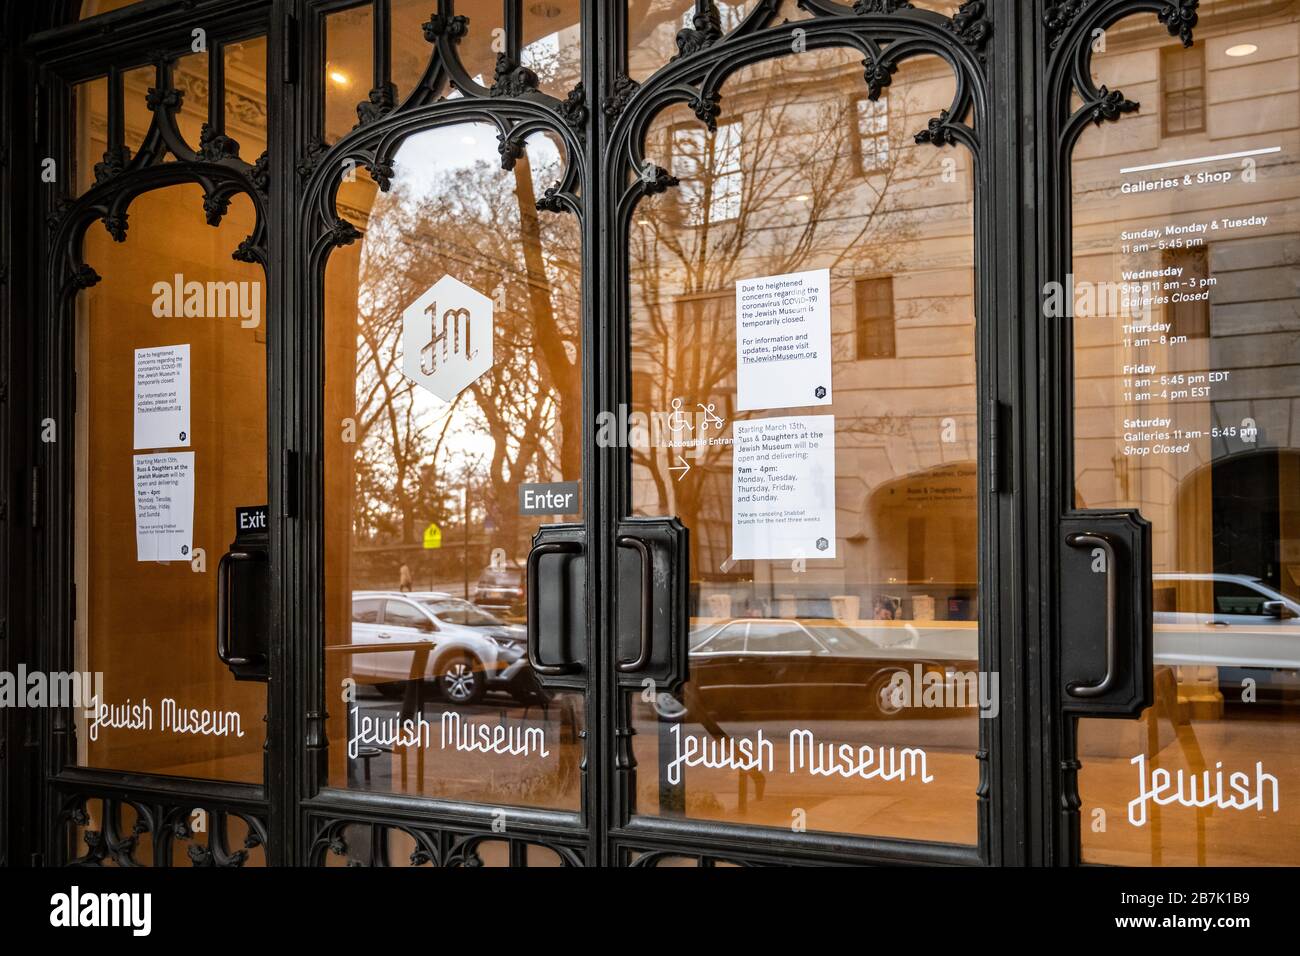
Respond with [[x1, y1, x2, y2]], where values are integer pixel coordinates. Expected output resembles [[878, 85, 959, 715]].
[[627, 2, 749, 84], [626, 3, 965, 84], [325, 4, 372, 143], [81, 0, 146, 16], [521, 0, 582, 96], [392, 0, 433, 100], [627, 50, 979, 842], [173, 51, 210, 154], [74, 184, 268, 783], [1073, 0, 1300, 866], [74, 76, 109, 196], [323, 124, 584, 809], [123, 66, 155, 160], [224, 36, 268, 159], [452, 1, 507, 87]]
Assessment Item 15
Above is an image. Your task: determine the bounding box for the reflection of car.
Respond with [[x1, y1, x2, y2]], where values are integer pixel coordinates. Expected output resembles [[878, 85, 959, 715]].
[[1153, 573, 1300, 694], [675, 618, 973, 721], [348, 591, 534, 704], [472, 566, 525, 618]]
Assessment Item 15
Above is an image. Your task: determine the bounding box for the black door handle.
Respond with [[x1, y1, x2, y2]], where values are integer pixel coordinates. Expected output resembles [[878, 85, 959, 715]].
[[217, 550, 265, 668], [1065, 532, 1117, 698], [617, 536, 652, 673], [1058, 510, 1152, 717], [527, 540, 583, 676]]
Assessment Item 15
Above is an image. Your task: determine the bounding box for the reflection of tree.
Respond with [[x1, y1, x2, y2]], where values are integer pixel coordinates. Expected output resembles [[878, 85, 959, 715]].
[[352, 140, 580, 558], [629, 56, 926, 543], [352, 224, 463, 547], [626, 0, 748, 47]]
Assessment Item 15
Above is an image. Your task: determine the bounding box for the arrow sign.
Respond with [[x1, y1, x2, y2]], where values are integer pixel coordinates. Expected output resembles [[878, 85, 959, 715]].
[[668, 455, 691, 481]]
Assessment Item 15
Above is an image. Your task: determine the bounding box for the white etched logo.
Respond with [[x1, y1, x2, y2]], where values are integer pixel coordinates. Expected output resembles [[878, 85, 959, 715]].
[[401, 274, 493, 400]]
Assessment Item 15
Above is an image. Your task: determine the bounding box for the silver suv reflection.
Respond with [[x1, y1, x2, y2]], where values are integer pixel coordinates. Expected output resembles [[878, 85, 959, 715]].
[[347, 591, 532, 704], [1153, 573, 1300, 693]]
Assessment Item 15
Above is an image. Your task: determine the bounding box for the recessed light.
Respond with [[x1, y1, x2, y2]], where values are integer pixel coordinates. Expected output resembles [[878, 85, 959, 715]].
[[1226, 43, 1258, 57], [328, 70, 350, 86]]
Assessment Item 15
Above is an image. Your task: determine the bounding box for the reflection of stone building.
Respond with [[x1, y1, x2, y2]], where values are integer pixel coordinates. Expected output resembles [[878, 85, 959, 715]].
[[1072, 0, 1300, 608], [1074, 0, 1300, 869], [626, 45, 978, 623]]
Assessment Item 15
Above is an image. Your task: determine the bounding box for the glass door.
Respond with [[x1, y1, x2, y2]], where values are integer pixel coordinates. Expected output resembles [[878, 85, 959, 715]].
[[603, 1, 999, 865], [297, 0, 595, 867], [39, 12, 275, 865], [317, 122, 586, 813], [1051, 0, 1300, 866]]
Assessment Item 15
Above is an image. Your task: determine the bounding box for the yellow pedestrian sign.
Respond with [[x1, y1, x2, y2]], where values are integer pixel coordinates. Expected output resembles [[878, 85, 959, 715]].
[[422, 523, 442, 549]]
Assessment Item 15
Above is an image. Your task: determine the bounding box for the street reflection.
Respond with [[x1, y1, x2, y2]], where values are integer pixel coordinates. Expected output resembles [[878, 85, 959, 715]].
[[323, 120, 584, 809], [1072, 0, 1300, 866], [627, 46, 981, 843], [340, 679, 582, 808], [633, 609, 981, 841]]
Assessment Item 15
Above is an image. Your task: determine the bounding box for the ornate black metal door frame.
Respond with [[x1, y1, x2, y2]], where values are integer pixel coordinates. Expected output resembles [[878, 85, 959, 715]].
[[592, 0, 1035, 866], [1037, 0, 1204, 867], [18, 0, 279, 866], [0, 0, 1064, 867], [287, 0, 601, 868]]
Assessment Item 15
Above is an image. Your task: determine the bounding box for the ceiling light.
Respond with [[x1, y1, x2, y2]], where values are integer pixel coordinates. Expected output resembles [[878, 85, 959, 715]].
[[794, 194, 810, 202], [1225, 43, 1258, 57], [328, 70, 350, 86]]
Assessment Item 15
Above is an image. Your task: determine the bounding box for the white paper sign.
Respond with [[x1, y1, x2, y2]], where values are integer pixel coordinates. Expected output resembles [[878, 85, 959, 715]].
[[134, 452, 195, 562], [735, 268, 832, 411], [732, 415, 836, 560], [134, 345, 190, 449]]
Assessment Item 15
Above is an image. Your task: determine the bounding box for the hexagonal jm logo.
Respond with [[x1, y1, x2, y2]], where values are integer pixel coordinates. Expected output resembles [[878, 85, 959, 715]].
[[401, 274, 494, 400]]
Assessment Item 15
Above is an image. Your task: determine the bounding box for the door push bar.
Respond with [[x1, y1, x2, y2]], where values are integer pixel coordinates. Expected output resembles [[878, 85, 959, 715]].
[[1058, 511, 1152, 717], [217, 551, 264, 669], [215, 505, 270, 682], [523, 519, 689, 691], [1064, 532, 1116, 699], [526, 538, 584, 677], [616, 536, 652, 673]]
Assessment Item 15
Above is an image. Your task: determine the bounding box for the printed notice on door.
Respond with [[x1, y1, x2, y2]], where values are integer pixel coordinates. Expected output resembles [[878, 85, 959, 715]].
[[134, 344, 190, 449], [732, 415, 836, 559], [134, 452, 195, 562], [735, 268, 831, 411]]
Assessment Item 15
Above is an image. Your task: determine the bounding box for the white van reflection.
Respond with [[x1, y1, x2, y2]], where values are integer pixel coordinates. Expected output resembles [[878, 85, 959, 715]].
[[346, 591, 538, 704], [1153, 572, 1300, 695]]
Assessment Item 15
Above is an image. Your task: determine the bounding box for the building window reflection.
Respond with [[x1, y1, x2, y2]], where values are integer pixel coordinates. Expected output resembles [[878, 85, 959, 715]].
[[1164, 246, 1211, 339], [1161, 43, 1206, 136], [672, 121, 744, 226], [855, 276, 896, 359], [856, 96, 891, 174]]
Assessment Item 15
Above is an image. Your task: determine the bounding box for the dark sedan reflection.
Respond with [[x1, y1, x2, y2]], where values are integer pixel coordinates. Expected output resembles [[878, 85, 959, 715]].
[[664, 617, 982, 723]]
